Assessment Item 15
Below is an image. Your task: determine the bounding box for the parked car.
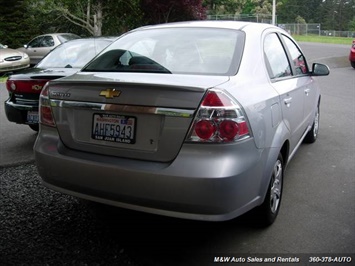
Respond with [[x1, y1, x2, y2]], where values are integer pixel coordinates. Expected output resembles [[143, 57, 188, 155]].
[[17, 33, 80, 65], [34, 21, 329, 226], [0, 43, 30, 73], [5, 37, 115, 131], [349, 39, 355, 69]]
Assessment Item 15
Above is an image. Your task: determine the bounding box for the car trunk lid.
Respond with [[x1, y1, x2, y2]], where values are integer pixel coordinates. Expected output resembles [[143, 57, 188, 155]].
[[48, 72, 229, 162]]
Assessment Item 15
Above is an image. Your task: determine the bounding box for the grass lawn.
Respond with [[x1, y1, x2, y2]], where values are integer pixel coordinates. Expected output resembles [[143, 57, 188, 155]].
[[0, 76, 7, 82], [292, 35, 353, 45]]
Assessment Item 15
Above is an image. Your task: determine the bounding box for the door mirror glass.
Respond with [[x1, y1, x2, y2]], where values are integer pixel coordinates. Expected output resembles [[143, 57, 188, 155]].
[[311, 63, 330, 76]]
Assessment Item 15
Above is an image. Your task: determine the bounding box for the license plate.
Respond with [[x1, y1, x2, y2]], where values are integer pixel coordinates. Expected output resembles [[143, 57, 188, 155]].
[[92, 113, 136, 144], [27, 111, 39, 123]]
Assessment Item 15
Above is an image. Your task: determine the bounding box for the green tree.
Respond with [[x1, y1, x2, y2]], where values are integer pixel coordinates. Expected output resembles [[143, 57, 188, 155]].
[[103, 0, 142, 34], [203, 0, 258, 15], [277, 0, 323, 24], [349, 17, 355, 31], [28, 0, 143, 36], [0, 0, 36, 47], [317, 0, 355, 31], [253, 0, 272, 14], [249, 0, 283, 23], [278, 0, 355, 31], [32, 0, 106, 36], [140, 0, 206, 24]]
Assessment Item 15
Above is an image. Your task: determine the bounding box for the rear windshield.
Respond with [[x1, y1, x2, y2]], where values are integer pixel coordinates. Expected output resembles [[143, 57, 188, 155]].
[[58, 34, 80, 43], [83, 28, 244, 76]]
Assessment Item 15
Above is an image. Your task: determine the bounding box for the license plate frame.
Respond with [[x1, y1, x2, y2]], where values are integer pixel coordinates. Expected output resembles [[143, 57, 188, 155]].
[[91, 113, 136, 144], [27, 111, 39, 124]]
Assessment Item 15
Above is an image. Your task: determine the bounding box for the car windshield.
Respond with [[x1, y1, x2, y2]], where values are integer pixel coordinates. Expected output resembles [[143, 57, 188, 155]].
[[37, 39, 112, 69], [0, 44, 6, 49], [83, 28, 244, 76]]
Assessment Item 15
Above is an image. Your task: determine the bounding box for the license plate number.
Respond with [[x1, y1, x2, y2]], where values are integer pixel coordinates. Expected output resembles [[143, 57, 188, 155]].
[[92, 113, 136, 144], [27, 111, 38, 123]]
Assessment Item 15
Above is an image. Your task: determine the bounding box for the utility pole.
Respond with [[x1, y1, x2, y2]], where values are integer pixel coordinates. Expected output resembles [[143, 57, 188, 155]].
[[272, 0, 276, 25]]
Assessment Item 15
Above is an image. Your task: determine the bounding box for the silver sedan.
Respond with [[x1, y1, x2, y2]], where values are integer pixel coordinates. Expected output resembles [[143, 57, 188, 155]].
[[17, 33, 80, 65], [34, 21, 329, 226], [0, 43, 29, 73]]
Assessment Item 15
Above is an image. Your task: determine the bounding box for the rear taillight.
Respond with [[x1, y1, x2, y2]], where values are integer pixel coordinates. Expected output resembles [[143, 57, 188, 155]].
[[39, 84, 56, 127], [186, 89, 251, 143], [6, 79, 50, 93]]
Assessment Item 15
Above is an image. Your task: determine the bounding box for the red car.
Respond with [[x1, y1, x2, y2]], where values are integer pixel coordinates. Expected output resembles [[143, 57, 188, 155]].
[[350, 39, 355, 69]]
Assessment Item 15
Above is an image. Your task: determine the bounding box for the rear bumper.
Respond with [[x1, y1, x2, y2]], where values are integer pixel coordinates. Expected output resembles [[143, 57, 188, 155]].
[[349, 50, 355, 62], [4, 99, 38, 124], [34, 126, 276, 221], [0, 63, 30, 73]]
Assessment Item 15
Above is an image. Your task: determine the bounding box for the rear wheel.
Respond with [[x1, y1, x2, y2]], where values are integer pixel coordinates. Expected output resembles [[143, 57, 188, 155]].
[[254, 153, 284, 226], [351, 61, 355, 69], [304, 105, 320, 143]]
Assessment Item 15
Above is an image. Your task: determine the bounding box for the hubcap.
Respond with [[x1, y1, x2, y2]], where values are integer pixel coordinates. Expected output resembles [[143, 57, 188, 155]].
[[270, 160, 282, 213]]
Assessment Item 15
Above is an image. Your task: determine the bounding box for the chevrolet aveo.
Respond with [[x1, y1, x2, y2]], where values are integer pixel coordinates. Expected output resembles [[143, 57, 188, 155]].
[[34, 21, 330, 226]]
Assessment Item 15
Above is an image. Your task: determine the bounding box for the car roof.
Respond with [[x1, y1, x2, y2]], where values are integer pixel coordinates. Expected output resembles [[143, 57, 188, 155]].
[[58, 37, 117, 44], [36, 33, 79, 37], [134, 20, 279, 32]]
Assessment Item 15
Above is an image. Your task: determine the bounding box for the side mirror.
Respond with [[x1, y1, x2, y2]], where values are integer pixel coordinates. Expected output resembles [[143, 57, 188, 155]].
[[24, 45, 28, 49], [311, 63, 330, 76], [4, 45, 8, 48]]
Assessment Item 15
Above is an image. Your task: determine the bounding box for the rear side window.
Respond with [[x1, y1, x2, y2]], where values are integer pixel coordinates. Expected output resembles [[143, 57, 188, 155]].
[[281, 35, 308, 75], [264, 33, 291, 79]]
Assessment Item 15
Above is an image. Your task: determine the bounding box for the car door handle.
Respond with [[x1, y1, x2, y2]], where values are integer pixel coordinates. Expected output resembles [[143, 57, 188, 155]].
[[284, 97, 292, 107], [304, 88, 311, 96]]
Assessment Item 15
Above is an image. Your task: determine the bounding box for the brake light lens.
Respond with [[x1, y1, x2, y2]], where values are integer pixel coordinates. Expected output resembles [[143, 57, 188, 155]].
[[186, 89, 251, 143], [6, 79, 50, 93], [195, 120, 217, 140], [39, 84, 56, 127]]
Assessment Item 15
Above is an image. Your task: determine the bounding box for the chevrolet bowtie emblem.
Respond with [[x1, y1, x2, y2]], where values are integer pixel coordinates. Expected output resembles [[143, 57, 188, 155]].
[[32, 85, 43, 91], [99, 89, 121, 99]]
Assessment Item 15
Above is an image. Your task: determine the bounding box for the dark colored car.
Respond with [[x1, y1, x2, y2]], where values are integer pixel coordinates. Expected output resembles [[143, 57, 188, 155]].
[[349, 39, 355, 69], [5, 37, 115, 131]]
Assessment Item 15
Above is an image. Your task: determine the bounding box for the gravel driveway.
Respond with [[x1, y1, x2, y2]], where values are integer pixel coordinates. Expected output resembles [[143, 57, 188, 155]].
[[1, 163, 212, 266], [0, 163, 137, 265]]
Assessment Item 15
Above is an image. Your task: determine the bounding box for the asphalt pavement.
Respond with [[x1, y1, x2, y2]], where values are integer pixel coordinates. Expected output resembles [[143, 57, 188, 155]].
[[0, 83, 37, 167]]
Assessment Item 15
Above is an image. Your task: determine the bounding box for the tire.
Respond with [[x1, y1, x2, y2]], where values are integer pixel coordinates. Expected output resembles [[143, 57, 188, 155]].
[[351, 61, 355, 69], [304, 105, 320, 143], [253, 153, 284, 226], [28, 124, 39, 132]]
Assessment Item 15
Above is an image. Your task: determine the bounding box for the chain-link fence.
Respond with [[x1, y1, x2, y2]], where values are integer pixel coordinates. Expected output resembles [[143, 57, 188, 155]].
[[207, 14, 273, 24], [206, 15, 355, 38], [280, 23, 321, 35], [281, 23, 355, 37]]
